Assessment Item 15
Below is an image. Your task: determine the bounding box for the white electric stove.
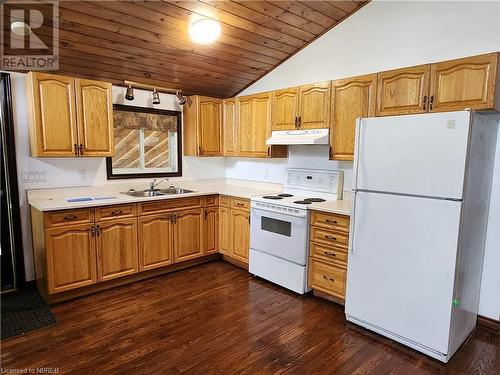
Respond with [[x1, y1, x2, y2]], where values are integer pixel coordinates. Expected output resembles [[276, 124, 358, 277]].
[[249, 168, 343, 294]]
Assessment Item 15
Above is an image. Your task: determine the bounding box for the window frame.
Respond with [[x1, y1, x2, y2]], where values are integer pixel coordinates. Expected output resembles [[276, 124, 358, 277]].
[[106, 104, 183, 180]]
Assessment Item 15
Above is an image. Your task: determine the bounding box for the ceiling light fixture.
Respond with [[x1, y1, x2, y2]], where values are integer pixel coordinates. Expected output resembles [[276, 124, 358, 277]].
[[176, 92, 187, 105], [10, 21, 32, 36], [152, 88, 160, 105], [189, 18, 221, 44], [125, 84, 134, 101]]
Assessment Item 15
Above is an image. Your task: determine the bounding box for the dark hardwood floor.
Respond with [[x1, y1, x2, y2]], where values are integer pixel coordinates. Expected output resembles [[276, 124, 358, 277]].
[[2, 261, 498, 374]]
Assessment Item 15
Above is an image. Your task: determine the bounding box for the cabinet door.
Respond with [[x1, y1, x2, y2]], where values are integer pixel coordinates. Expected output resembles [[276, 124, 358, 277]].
[[272, 87, 299, 130], [238, 93, 271, 158], [376, 65, 430, 116], [430, 53, 499, 112], [219, 207, 232, 255], [45, 224, 97, 294], [199, 97, 222, 156], [75, 78, 114, 157], [27, 72, 78, 157], [298, 82, 331, 129], [231, 209, 250, 264], [138, 214, 173, 271], [97, 218, 138, 282], [173, 209, 203, 262], [223, 98, 237, 156], [203, 207, 219, 255], [330, 74, 377, 161]]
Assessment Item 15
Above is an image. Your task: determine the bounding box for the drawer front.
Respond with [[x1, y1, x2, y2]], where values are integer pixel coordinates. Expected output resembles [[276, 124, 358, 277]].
[[311, 211, 350, 233], [310, 242, 348, 267], [308, 259, 347, 299], [96, 204, 137, 221], [44, 208, 92, 227], [204, 195, 219, 207], [140, 197, 202, 214], [310, 227, 349, 248], [219, 195, 231, 207], [231, 197, 250, 210]]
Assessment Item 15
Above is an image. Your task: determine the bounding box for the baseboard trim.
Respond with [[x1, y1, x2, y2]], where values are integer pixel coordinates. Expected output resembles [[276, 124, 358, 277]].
[[478, 315, 500, 331]]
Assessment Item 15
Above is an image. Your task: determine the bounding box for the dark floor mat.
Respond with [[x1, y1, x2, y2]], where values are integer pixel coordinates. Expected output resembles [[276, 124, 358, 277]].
[[1, 289, 56, 339]]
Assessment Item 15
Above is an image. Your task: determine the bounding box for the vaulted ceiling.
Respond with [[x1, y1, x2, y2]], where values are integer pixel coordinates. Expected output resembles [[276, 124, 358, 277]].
[[10, 1, 369, 97]]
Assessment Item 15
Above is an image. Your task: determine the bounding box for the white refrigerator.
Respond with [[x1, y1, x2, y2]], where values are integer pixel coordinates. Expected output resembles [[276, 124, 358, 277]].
[[345, 111, 498, 362]]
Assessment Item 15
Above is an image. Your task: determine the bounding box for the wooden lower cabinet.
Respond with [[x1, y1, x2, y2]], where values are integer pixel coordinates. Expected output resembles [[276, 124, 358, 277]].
[[231, 209, 250, 264], [203, 207, 219, 255], [45, 223, 97, 294], [219, 206, 231, 255], [173, 209, 203, 262], [138, 213, 173, 271], [308, 259, 347, 300], [97, 217, 138, 282]]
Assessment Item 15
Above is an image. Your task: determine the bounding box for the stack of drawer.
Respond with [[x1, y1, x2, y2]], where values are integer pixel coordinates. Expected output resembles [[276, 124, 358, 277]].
[[308, 210, 350, 301]]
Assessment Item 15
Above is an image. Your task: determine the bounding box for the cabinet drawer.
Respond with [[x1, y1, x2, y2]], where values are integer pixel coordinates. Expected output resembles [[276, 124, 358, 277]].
[[220, 195, 231, 207], [95, 204, 137, 221], [204, 195, 219, 207], [310, 227, 349, 249], [310, 211, 350, 233], [310, 242, 347, 267], [44, 208, 93, 227], [231, 197, 249, 210], [140, 197, 202, 214], [308, 259, 347, 299]]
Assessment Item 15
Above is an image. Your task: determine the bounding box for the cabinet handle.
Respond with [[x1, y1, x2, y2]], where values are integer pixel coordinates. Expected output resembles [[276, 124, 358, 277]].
[[297, 116, 302, 128], [111, 210, 123, 216], [198, 146, 203, 155], [204, 209, 208, 219], [236, 203, 244, 207], [170, 213, 177, 224], [324, 251, 336, 257], [96, 225, 101, 236], [325, 219, 338, 224], [267, 147, 270, 157], [429, 95, 434, 110], [64, 215, 77, 221], [423, 95, 427, 110], [78, 144, 84, 156], [323, 275, 335, 282], [248, 214, 251, 224], [325, 235, 337, 241], [90, 226, 95, 237], [73, 144, 78, 156]]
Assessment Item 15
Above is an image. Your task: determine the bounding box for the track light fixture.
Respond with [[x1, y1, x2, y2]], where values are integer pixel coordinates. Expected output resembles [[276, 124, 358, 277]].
[[176, 92, 187, 105], [152, 88, 160, 105], [125, 83, 134, 101]]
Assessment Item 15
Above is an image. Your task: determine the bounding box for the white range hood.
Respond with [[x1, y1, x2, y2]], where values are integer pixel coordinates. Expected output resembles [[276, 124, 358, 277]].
[[266, 129, 329, 145]]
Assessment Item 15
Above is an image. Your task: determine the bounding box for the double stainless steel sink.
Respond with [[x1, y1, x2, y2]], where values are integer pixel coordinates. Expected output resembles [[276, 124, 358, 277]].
[[121, 187, 194, 198]]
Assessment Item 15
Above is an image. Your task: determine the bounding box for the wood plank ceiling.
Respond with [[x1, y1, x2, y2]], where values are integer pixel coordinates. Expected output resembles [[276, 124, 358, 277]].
[[11, 1, 369, 97]]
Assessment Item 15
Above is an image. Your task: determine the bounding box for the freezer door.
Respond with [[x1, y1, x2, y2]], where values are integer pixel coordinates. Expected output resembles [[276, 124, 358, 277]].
[[346, 191, 462, 355], [354, 111, 470, 200]]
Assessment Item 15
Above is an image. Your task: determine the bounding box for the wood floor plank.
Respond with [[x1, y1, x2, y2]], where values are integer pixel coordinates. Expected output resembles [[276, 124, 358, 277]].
[[1, 261, 498, 374]]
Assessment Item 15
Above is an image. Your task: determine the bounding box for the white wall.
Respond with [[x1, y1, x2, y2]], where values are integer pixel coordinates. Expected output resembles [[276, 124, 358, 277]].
[[9, 75, 225, 281], [236, 0, 500, 320]]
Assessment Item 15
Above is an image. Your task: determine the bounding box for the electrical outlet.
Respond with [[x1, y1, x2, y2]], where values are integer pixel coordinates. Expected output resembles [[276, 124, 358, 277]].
[[22, 170, 47, 183], [79, 170, 88, 183]]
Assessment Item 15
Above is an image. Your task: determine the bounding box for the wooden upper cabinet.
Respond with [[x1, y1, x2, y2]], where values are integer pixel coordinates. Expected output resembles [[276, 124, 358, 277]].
[[26, 72, 78, 157], [223, 98, 237, 156], [376, 65, 431, 116], [430, 53, 500, 112], [272, 87, 299, 130], [75, 79, 114, 157], [298, 82, 331, 129], [203, 207, 219, 255], [183, 95, 222, 156], [238, 93, 271, 158], [173, 209, 203, 263], [330, 74, 377, 161], [138, 213, 173, 271], [231, 209, 250, 264], [97, 217, 138, 282], [45, 223, 97, 294]]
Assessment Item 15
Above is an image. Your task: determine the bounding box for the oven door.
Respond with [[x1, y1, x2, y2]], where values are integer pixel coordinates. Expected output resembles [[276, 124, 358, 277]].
[[250, 207, 308, 265]]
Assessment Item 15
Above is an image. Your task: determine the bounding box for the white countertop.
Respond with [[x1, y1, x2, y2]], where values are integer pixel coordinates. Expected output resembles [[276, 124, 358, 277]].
[[28, 178, 351, 216]]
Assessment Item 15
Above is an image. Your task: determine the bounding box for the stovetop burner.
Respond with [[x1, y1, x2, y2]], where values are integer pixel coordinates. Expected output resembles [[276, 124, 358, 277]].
[[263, 195, 283, 200], [277, 193, 293, 197], [304, 198, 326, 202], [293, 200, 312, 205]]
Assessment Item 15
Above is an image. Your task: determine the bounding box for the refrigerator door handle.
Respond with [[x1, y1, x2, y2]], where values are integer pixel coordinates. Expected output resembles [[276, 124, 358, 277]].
[[349, 191, 357, 255], [351, 118, 363, 192]]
